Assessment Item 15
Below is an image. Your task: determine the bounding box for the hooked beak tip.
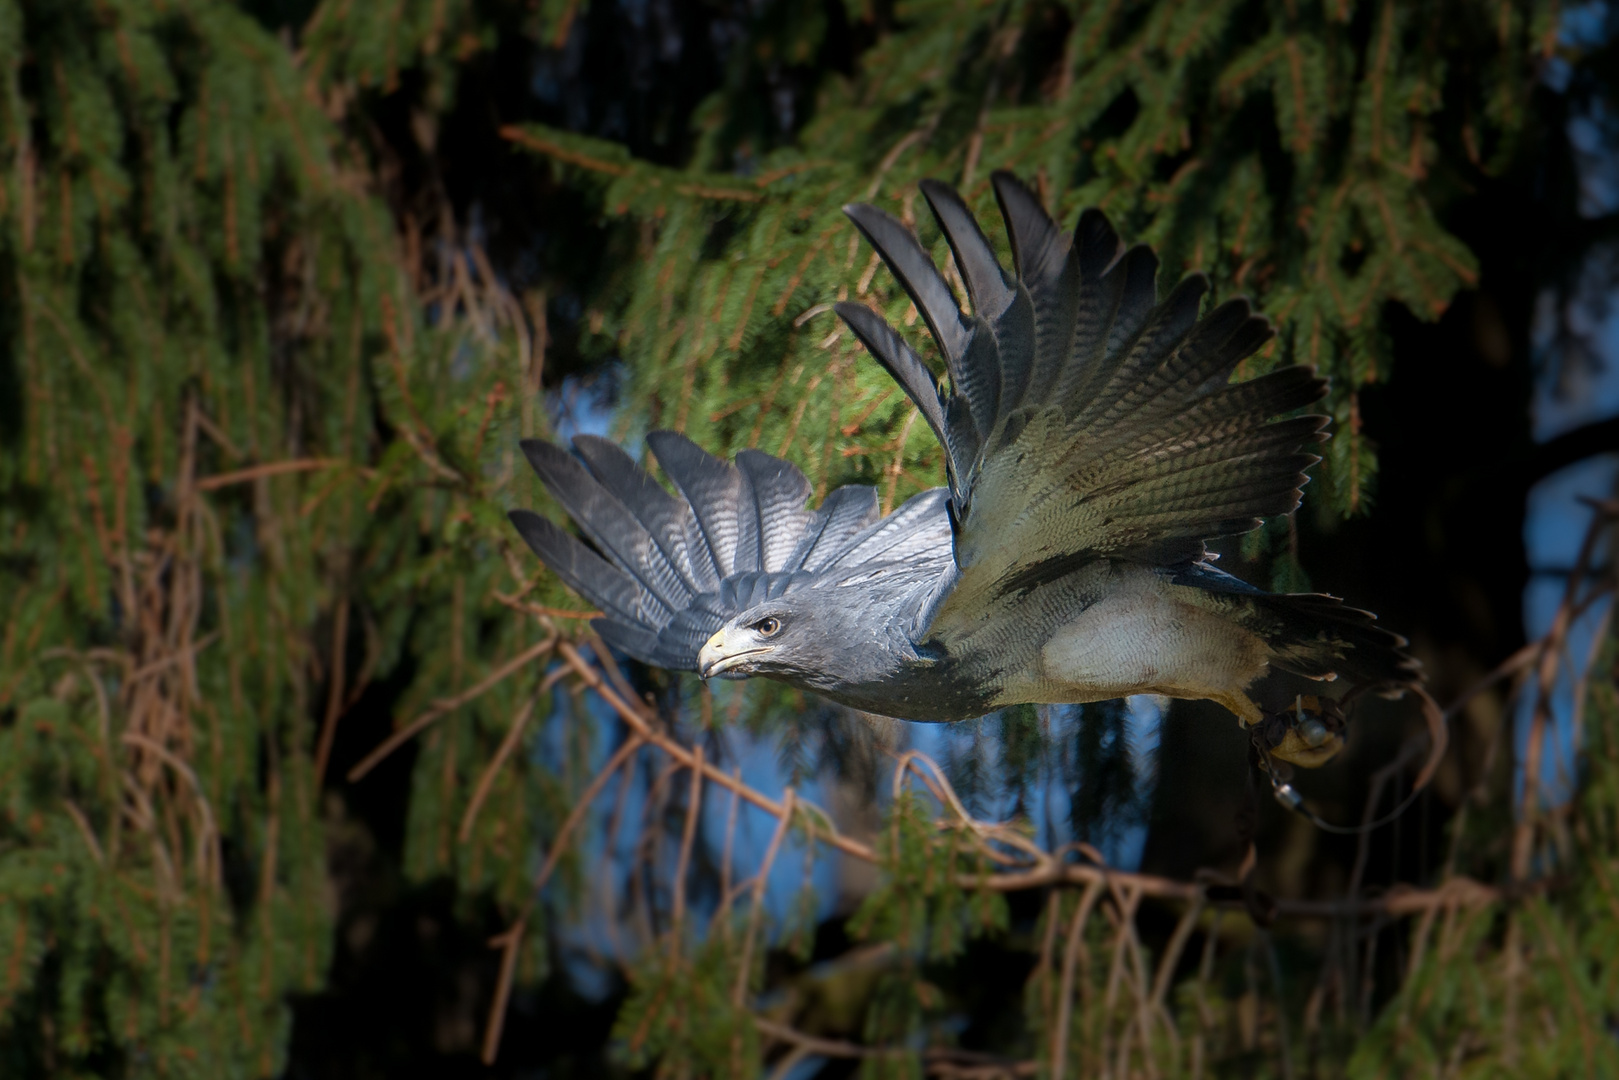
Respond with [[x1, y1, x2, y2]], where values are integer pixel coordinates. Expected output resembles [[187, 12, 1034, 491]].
[[697, 629, 728, 680], [697, 628, 772, 680]]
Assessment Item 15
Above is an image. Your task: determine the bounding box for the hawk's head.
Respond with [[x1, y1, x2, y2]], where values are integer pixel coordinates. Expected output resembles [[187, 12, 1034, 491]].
[[697, 604, 808, 682], [695, 571, 926, 692]]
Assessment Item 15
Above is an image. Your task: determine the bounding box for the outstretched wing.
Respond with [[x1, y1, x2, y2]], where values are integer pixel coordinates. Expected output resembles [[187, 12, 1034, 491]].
[[836, 173, 1328, 640], [508, 432, 953, 670]]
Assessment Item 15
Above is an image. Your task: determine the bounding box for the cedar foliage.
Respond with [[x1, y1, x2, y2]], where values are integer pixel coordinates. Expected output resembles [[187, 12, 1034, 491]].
[[0, 0, 1613, 1077]]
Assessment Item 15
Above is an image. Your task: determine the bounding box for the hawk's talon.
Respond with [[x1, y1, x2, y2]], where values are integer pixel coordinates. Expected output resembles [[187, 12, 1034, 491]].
[[1256, 695, 1346, 768]]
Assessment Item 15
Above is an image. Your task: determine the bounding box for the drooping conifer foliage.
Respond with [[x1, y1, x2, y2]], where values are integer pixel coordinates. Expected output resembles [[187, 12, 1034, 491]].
[[0, 3, 542, 1072], [2, 0, 1614, 1077]]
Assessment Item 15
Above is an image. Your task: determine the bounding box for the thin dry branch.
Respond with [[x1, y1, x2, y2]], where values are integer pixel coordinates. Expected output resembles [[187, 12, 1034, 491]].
[[1051, 877, 1107, 1078], [1152, 890, 1206, 1009], [61, 798, 104, 865], [196, 458, 361, 490], [480, 917, 526, 1065], [734, 787, 796, 1008], [668, 742, 704, 956], [479, 731, 651, 1063], [1513, 497, 1616, 879], [348, 633, 557, 781], [555, 642, 876, 862], [534, 734, 648, 894], [121, 731, 219, 888], [312, 597, 350, 787], [755, 1017, 1038, 1076], [458, 695, 539, 843]]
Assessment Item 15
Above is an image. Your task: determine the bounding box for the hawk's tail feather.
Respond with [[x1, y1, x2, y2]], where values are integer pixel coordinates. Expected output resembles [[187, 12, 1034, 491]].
[[1254, 591, 1423, 692]]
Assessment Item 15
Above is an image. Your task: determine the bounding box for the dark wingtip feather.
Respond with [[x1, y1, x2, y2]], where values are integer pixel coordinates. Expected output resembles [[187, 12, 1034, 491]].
[[1287, 366, 1330, 408], [734, 448, 810, 493], [1225, 316, 1279, 371], [518, 435, 686, 609], [1180, 296, 1250, 349], [591, 617, 664, 668], [834, 301, 952, 455], [989, 171, 1066, 285], [506, 509, 642, 626], [1169, 299, 1282, 394], [518, 436, 573, 482], [569, 433, 637, 477], [841, 202, 970, 363], [1244, 365, 1330, 414], [1105, 245, 1162, 354], [736, 448, 815, 572], [642, 428, 704, 466], [507, 507, 540, 535], [1162, 271, 1211, 312], [1074, 208, 1124, 279], [917, 178, 1014, 318], [569, 432, 681, 525]]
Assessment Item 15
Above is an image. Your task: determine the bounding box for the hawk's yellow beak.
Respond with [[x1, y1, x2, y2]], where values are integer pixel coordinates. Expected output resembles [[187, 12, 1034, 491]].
[[698, 628, 774, 679]]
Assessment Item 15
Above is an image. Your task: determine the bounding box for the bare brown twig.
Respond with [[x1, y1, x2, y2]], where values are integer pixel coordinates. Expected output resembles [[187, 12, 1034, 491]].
[[1513, 497, 1616, 880], [457, 695, 539, 843], [196, 458, 363, 490], [347, 633, 558, 781]]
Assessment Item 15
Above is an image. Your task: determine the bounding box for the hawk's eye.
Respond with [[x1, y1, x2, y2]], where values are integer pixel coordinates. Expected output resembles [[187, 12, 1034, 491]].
[[753, 616, 782, 637]]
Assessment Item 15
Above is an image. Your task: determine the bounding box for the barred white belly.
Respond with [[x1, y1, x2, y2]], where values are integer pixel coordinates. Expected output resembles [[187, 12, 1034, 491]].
[[997, 566, 1270, 724]]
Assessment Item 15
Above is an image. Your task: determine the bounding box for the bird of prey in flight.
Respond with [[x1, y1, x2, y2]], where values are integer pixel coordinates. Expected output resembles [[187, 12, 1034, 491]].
[[509, 173, 1419, 768]]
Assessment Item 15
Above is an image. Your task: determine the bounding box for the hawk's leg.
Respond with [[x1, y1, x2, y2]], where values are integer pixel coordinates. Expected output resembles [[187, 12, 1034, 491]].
[[1252, 694, 1347, 768]]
